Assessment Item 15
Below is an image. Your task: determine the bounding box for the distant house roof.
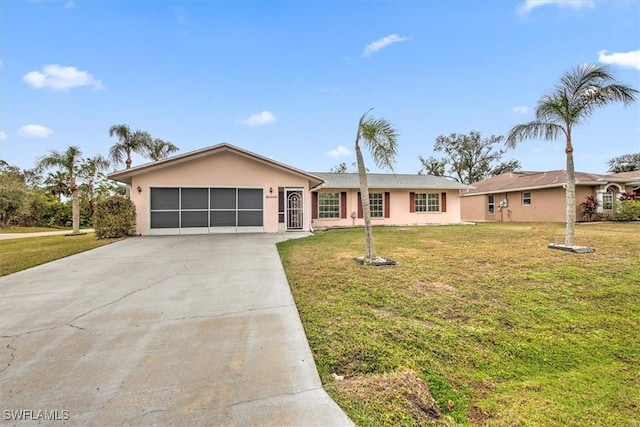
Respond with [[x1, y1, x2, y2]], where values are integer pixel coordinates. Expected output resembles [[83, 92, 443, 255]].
[[462, 170, 640, 196], [108, 143, 324, 187], [607, 170, 640, 185], [311, 173, 473, 190]]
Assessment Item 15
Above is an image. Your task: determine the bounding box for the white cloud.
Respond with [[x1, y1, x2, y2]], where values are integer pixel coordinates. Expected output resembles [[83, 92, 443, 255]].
[[598, 50, 640, 71], [23, 64, 104, 91], [17, 124, 54, 138], [327, 145, 352, 158], [0, 131, 7, 140], [363, 34, 408, 57], [519, 0, 595, 13], [513, 105, 530, 115], [242, 111, 277, 127]]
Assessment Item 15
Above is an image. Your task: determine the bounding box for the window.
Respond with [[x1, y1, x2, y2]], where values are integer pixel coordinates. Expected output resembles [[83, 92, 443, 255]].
[[370, 193, 383, 218], [318, 193, 340, 218], [415, 193, 427, 212], [427, 194, 440, 212], [522, 192, 532, 206], [414, 193, 440, 212], [603, 188, 614, 210], [488, 195, 495, 214]]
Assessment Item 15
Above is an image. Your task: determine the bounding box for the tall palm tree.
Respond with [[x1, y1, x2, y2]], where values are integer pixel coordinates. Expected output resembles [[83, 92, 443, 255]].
[[354, 109, 399, 263], [108, 124, 152, 169], [506, 64, 637, 246], [148, 138, 179, 161], [35, 146, 84, 234]]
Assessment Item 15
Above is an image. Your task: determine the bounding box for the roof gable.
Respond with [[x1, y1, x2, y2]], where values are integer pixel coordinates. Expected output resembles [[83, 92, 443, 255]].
[[108, 143, 324, 186]]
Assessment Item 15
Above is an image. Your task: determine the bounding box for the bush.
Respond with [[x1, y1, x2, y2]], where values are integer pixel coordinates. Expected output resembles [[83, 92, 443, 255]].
[[614, 200, 640, 221], [581, 195, 601, 221], [94, 196, 136, 239]]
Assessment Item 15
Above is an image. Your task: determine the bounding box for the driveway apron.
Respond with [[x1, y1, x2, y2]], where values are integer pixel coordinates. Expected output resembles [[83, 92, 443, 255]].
[[0, 234, 353, 426]]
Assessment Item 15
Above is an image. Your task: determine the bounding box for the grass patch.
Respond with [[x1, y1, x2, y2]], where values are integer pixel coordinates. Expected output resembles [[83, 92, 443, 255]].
[[0, 233, 120, 276], [0, 226, 72, 233], [278, 223, 640, 426]]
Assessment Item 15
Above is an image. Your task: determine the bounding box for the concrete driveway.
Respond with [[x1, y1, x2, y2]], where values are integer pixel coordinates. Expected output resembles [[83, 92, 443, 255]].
[[0, 234, 353, 426]]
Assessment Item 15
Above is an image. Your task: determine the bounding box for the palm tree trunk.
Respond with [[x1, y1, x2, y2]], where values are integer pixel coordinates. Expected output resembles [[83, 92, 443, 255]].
[[565, 134, 576, 246], [355, 137, 376, 261], [71, 186, 80, 234]]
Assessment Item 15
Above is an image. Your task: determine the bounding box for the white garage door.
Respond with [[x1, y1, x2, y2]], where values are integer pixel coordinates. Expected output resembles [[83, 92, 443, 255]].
[[149, 187, 264, 235]]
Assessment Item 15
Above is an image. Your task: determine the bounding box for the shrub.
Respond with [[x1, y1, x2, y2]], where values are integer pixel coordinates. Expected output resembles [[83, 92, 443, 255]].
[[619, 191, 640, 201], [581, 195, 601, 221], [94, 196, 136, 239], [614, 200, 640, 221]]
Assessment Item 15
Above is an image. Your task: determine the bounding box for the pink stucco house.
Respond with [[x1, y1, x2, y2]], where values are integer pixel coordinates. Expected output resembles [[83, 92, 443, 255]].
[[108, 143, 472, 235]]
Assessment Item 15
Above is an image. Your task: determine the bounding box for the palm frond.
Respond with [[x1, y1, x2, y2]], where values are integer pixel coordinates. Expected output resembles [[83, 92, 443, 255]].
[[505, 121, 564, 148], [109, 143, 125, 166], [359, 117, 399, 171], [109, 124, 131, 141]]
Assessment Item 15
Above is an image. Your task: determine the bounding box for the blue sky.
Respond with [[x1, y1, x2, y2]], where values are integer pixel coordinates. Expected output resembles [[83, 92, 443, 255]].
[[1, 0, 639, 176]]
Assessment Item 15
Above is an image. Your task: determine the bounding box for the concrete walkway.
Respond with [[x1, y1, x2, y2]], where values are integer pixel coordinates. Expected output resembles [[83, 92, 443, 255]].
[[0, 234, 353, 426], [0, 229, 95, 240]]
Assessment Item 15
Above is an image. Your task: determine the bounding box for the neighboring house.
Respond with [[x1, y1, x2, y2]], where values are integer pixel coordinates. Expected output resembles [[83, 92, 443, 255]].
[[460, 170, 640, 222], [310, 173, 471, 229], [107, 143, 472, 236]]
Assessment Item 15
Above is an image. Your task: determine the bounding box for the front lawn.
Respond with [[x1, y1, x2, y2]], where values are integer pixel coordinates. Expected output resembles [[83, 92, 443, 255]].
[[0, 226, 71, 233], [0, 233, 120, 276], [278, 223, 640, 426]]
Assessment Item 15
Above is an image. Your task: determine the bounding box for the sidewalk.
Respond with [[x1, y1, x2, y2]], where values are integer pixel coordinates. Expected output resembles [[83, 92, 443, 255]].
[[0, 229, 95, 240]]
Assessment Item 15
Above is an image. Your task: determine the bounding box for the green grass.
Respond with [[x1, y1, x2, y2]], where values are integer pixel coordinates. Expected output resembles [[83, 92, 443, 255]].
[[0, 226, 71, 233], [278, 223, 640, 426], [0, 233, 120, 276]]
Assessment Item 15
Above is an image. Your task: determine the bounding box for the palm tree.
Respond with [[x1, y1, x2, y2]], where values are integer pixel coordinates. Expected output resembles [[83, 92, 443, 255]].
[[78, 155, 110, 218], [148, 138, 179, 161], [35, 146, 84, 234], [108, 124, 152, 169], [506, 64, 637, 246], [354, 109, 399, 263], [44, 171, 70, 202]]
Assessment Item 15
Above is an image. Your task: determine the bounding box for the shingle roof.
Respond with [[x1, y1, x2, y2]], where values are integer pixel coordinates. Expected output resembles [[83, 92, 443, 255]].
[[311, 173, 473, 190], [462, 170, 639, 196], [108, 143, 324, 186]]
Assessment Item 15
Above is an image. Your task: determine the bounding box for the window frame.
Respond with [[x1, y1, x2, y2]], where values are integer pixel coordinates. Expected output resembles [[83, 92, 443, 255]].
[[318, 192, 340, 219], [522, 192, 532, 206], [487, 194, 495, 215], [369, 193, 384, 218], [603, 189, 614, 210], [414, 193, 441, 213]]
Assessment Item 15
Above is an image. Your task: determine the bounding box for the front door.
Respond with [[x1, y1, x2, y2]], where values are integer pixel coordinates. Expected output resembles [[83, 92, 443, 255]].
[[285, 189, 304, 230]]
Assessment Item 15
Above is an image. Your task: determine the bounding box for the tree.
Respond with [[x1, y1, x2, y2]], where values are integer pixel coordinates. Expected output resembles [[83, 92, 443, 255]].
[[330, 162, 360, 173], [78, 155, 110, 218], [44, 171, 70, 202], [330, 162, 349, 173], [148, 138, 179, 161], [108, 124, 152, 169], [418, 131, 520, 184], [417, 157, 445, 177], [0, 163, 30, 226], [354, 109, 399, 263], [506, 64, 637, 246], [35, 146, 85, 234], [607, 153, 640, 173]]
